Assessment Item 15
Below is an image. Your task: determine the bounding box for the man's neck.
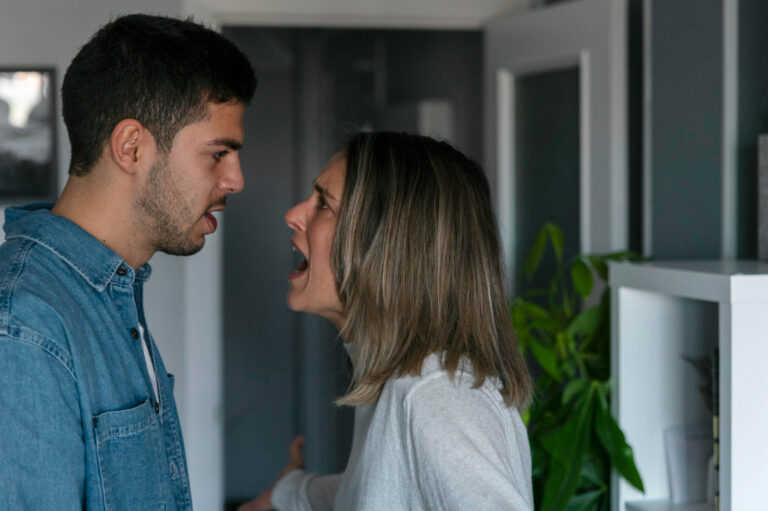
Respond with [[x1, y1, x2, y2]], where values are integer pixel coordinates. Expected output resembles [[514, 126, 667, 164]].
[[51, 175, 154, 269]]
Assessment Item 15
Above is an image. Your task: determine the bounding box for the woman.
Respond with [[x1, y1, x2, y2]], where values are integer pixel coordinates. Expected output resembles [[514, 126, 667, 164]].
[[247, 132, 533, 510]]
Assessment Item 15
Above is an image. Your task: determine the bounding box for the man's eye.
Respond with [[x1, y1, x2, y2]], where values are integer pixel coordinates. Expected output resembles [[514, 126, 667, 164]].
[[213, 151, 228, 162]]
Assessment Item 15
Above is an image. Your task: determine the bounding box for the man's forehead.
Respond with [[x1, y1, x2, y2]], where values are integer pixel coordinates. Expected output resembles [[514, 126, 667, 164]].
[[183, 102, 244, 143]]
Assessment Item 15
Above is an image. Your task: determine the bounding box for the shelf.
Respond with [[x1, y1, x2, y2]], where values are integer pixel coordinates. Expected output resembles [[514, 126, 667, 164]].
[[626, 500, 713, 511], [610, 259, 768, 511], [609, 259, 768, 303]]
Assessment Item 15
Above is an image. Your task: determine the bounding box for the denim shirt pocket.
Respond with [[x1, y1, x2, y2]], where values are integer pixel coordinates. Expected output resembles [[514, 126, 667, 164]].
[[93, 399, 166, 510]]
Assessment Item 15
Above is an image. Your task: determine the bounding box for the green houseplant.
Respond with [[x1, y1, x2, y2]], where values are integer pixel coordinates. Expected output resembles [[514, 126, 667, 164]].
[[511, 223, 645, 511]]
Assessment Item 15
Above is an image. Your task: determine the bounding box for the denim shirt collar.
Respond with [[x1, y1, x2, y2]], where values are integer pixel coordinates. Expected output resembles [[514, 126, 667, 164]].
[[3, 203, 152, 291]]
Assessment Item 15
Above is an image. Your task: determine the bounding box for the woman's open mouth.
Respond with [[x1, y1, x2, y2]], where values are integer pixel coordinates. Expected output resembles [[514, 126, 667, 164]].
[[289, 242, 309, 279]]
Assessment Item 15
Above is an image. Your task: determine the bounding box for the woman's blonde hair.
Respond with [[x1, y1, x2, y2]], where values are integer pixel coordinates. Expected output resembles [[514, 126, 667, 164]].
[[333, 132, 532, 408]]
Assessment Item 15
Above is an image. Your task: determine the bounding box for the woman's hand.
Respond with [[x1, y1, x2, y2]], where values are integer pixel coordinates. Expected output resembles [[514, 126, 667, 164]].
[[237, 436, 306, 511]]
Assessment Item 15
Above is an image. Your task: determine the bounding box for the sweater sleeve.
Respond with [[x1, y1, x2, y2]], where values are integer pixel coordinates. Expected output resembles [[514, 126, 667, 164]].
[[271, 470, 342, 511], [404, 377, 533, 511]]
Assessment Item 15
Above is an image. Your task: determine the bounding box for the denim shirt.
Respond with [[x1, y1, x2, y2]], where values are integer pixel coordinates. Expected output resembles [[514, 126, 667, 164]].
[[0, 204, 192, 510]]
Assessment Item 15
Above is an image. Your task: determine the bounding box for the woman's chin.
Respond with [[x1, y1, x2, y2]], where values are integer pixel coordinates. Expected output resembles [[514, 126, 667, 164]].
[[286, 300, 344, 330], [285, 292, 303, 313]]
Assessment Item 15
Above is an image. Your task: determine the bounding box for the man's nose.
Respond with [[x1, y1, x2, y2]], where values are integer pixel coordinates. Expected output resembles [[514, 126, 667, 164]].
[[220, 155, 245, 194]]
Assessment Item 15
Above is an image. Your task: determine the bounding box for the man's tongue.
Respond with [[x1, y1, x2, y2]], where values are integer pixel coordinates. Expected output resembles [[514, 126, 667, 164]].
[[204, 212, 218, 231]]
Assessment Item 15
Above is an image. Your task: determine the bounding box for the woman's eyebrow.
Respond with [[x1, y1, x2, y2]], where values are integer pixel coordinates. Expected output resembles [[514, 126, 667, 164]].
[[313, 182, 337, 202]]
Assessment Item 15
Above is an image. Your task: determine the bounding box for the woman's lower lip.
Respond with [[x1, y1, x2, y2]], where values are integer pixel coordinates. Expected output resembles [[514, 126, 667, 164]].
[[289, 259, 308, 280], [288, 269, 306, 280]]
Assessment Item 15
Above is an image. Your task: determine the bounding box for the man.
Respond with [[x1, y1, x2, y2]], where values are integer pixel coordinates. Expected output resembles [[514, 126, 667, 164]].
[[0, 14, 256, 510]]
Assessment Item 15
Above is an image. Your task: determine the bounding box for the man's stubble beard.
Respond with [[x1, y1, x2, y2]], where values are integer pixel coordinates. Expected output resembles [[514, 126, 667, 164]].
[[136, 156, 204, 257]]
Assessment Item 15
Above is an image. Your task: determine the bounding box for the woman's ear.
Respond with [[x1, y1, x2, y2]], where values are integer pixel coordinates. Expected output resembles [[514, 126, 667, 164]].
[[109, 119, 155, 174]]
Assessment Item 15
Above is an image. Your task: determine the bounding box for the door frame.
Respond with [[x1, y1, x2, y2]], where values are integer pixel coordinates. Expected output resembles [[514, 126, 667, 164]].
[[183, 0, 531, 30], [485, 0, 628, 292]]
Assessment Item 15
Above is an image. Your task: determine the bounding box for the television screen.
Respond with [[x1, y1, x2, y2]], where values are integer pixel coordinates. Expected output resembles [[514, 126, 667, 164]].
[[0, 69, 56, 198]]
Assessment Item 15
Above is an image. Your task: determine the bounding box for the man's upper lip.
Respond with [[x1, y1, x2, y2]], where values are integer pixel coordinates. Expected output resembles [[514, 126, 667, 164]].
[[207, 207, 225, 213]]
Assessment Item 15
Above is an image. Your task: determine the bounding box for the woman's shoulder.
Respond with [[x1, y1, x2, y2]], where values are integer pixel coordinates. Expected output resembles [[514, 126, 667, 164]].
[[382, 353, 514, 420], [379, 355, 531, 490]]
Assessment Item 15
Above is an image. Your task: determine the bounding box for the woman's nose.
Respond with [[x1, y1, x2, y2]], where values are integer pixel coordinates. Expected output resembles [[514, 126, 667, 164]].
[[285, 202, 304, 231]]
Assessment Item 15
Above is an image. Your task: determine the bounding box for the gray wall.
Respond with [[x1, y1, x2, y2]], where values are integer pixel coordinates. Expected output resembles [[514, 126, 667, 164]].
[[383, 30, 483, 162], [648, 0, 723, 258], [221, 28, 302, 499], [737, 0, 768, 258], [647, 0, 768, 260], [515, 67, 580, 287]]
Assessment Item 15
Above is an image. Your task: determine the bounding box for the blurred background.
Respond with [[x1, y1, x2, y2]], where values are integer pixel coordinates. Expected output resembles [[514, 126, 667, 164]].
[[1, 0, 766, 509]]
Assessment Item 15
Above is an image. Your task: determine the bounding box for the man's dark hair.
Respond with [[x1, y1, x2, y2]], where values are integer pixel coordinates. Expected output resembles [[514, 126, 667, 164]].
[[62, 14, 257, 176]]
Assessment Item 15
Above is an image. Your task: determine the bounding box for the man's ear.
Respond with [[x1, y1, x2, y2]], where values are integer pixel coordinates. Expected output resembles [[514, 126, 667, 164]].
[[109, 119, 155, 174]]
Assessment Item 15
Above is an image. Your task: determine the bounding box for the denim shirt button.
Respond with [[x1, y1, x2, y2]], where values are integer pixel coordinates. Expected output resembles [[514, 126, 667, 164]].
[[153, 401, 160, 414], [170, 459, 178, 478], [130, 328, 139, 339], [116, 265, 128, 277]]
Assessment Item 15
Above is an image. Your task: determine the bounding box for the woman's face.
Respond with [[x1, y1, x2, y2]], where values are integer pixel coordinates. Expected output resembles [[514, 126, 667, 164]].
[[285, 153, 346, 328]]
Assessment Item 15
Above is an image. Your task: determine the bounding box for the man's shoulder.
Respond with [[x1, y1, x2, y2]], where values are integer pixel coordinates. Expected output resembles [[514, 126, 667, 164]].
[[0, 233, 62, 284], [0, 234, 85, 297], [0, 237, 74, 353]]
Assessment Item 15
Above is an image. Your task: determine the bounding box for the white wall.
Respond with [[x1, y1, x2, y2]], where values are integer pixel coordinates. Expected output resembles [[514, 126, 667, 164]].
[[0, 0, 181, 198]]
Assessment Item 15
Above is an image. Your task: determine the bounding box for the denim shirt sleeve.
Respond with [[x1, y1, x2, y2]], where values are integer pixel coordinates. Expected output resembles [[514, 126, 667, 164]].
[[0, 331, 84, 509]]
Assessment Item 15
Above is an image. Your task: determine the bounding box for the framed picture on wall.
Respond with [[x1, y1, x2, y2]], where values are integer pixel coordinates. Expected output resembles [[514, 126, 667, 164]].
[[0, 68, 56, 198]]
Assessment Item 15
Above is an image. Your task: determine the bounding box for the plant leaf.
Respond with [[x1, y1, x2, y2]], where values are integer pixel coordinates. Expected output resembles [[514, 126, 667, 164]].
[[594, 386, 645, 492], [511, 302, 528, 330], [546, 222, 564, 264], [578, 457, 604, 489], [571, 259, 594, 299], [567, 306, 603, 338], [520, 300, 550, 320], [524, 227, 549, 279], [564, 489, 604, 511], [587, 256, 609, 282], [529, 338, 563, 382], [539, 388, 597, 511], [604, 251, 643, 262], [529, 318, 560, 335], [562, 378, 589, 406]]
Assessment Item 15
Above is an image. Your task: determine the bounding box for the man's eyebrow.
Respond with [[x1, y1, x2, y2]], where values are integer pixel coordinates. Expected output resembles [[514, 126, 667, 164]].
[[207, 138, 242, 151], [313, 181, 337, 202]]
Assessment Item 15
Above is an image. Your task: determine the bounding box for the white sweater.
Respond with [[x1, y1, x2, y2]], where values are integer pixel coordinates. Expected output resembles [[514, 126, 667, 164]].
[[271, 354, 533, 511]]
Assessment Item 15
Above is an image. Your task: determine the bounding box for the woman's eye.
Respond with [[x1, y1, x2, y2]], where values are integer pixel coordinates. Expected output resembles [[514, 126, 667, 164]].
[[317, 195, 329, 210], [213, 150, 228, 162]]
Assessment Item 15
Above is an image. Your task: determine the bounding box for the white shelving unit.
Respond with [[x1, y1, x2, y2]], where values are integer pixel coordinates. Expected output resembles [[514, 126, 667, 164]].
[[610, 260, 768, 511], [625, 500, 712, 511]]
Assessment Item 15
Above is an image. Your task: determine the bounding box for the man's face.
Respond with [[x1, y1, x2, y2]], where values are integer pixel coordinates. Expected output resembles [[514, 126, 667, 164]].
[[137, 101, 245, 256]]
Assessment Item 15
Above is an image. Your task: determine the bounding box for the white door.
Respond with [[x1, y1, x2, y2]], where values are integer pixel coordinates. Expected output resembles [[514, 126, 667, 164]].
[[484, 0, 628, 292]]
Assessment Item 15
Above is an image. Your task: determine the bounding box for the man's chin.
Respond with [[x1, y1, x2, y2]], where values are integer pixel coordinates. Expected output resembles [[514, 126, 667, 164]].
[[158, 238, 205, 257]]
